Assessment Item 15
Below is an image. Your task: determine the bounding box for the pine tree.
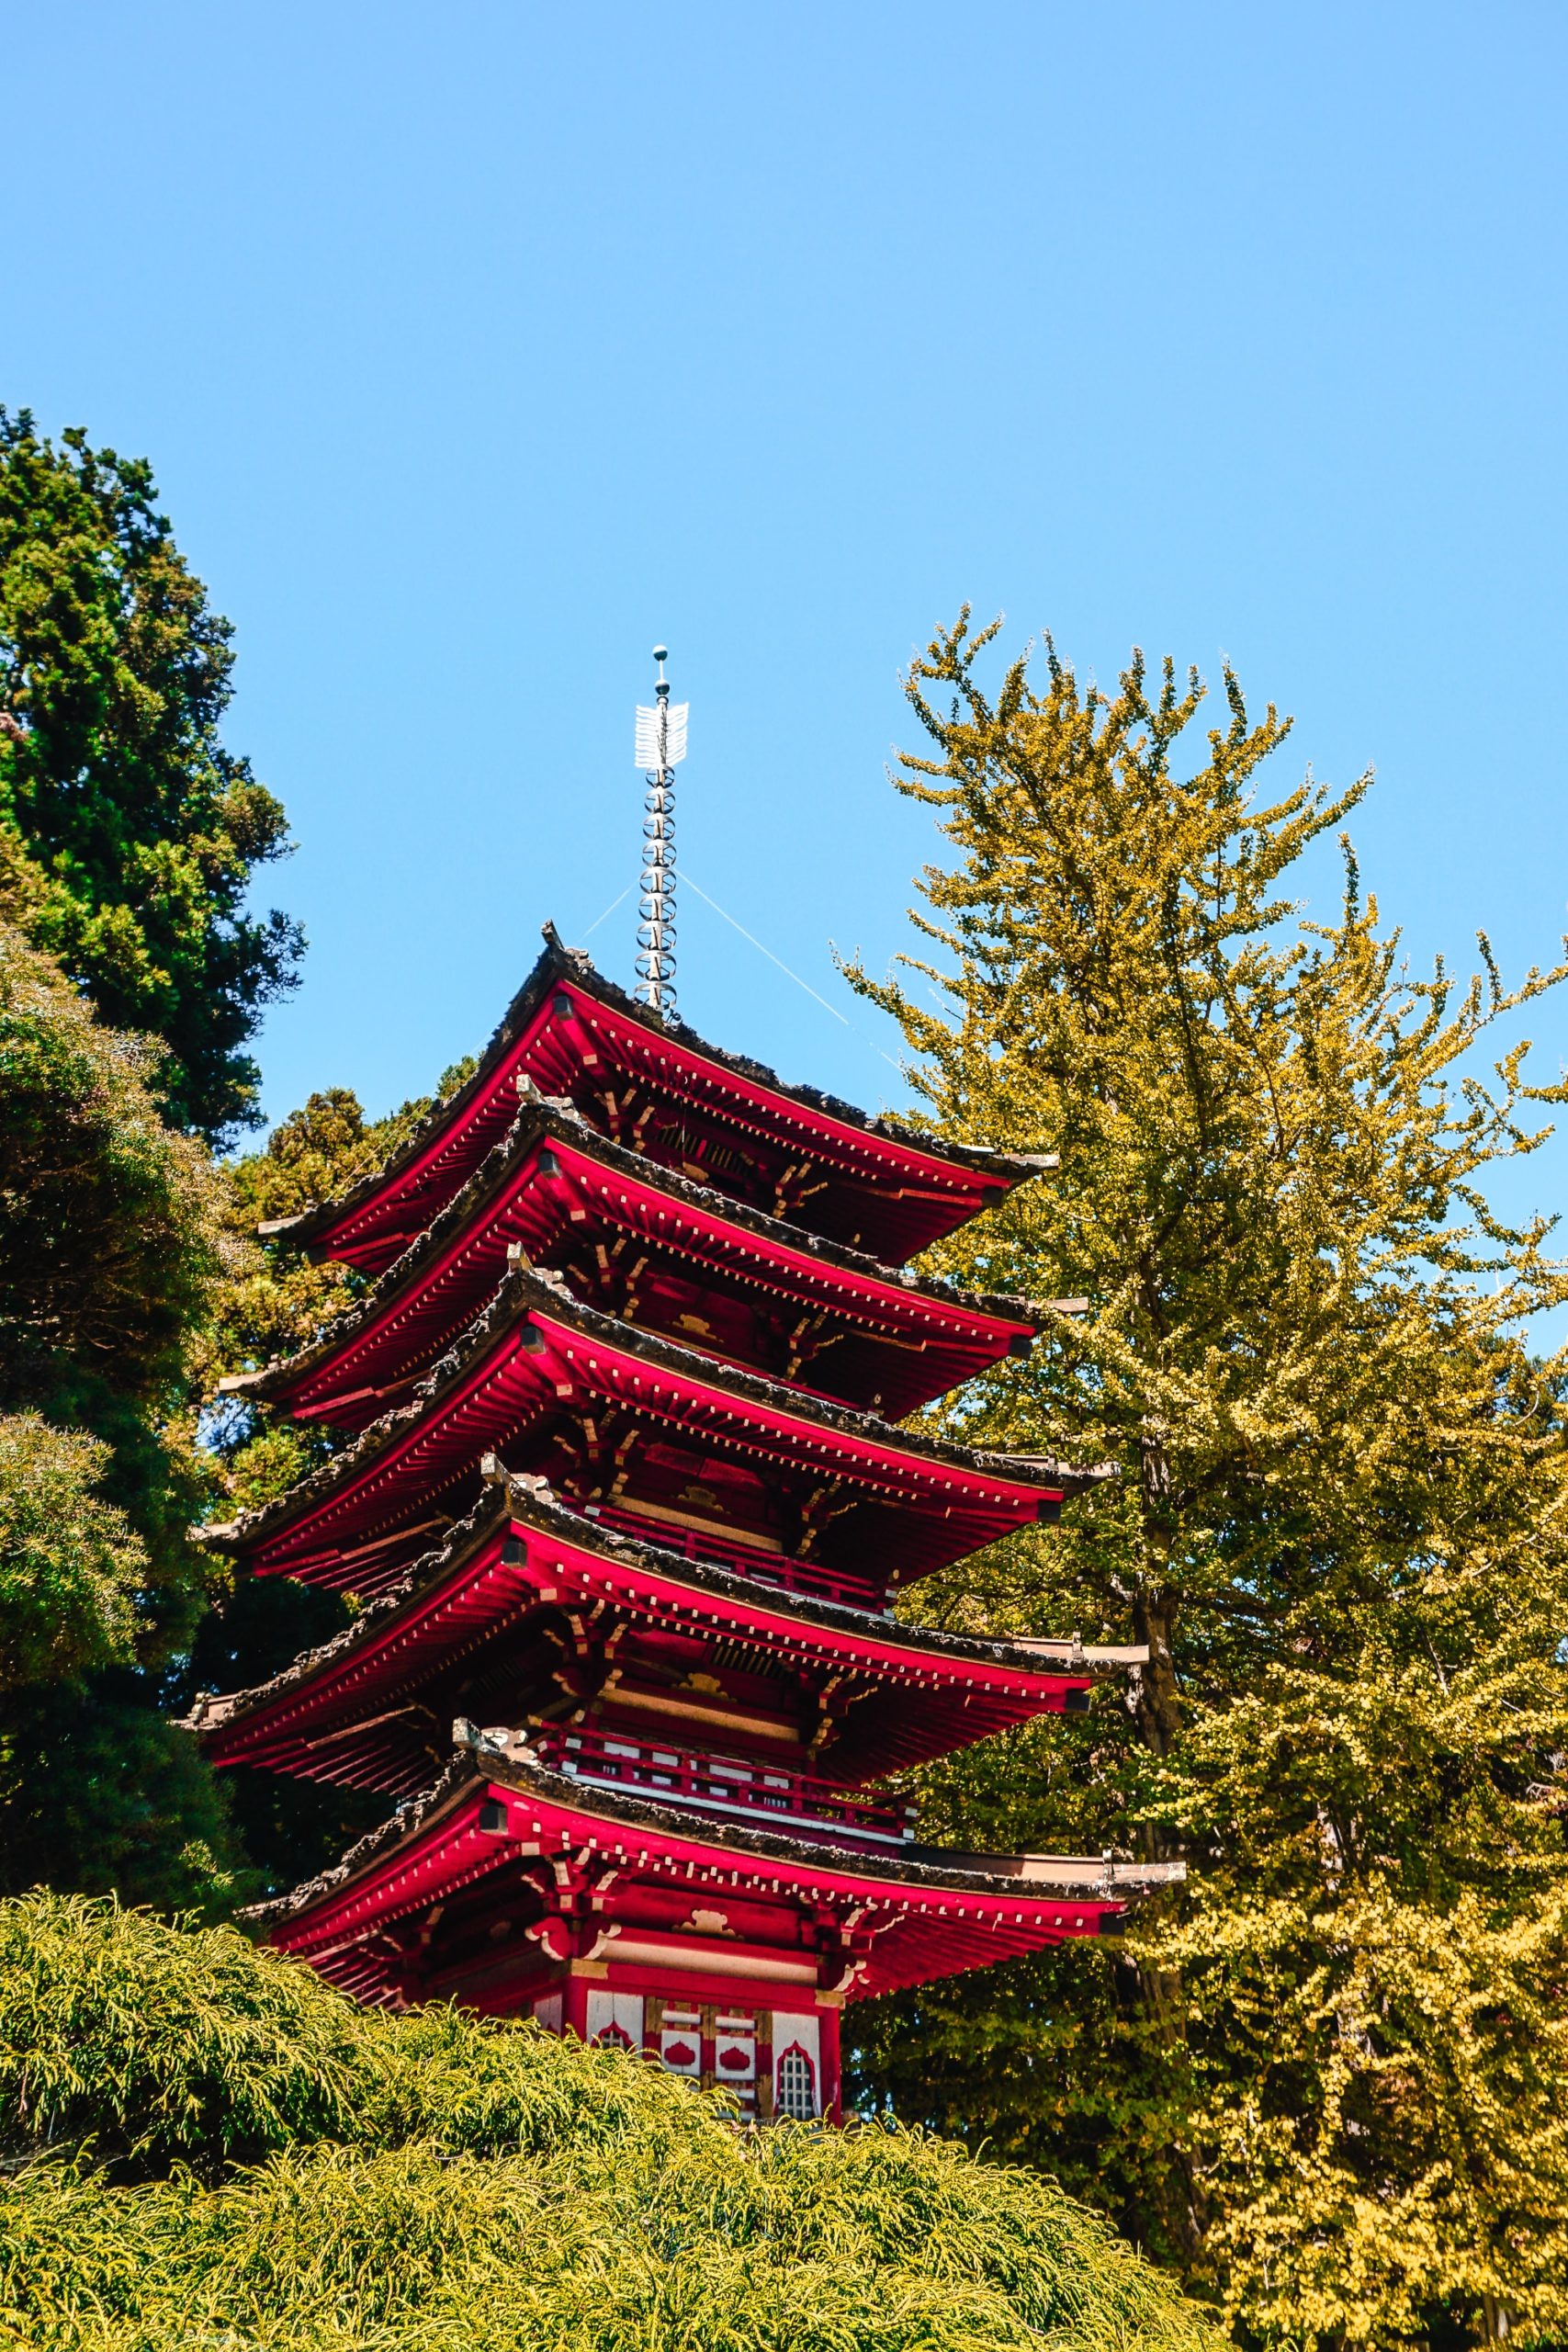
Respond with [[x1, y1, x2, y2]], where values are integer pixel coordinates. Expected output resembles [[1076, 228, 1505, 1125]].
[[845, 614, 1568, 2346]]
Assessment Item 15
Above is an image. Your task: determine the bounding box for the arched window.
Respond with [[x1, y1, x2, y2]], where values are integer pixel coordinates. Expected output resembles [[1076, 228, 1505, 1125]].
[[592, 2022, 634, 2052], [776, 2041, 818, 2120]]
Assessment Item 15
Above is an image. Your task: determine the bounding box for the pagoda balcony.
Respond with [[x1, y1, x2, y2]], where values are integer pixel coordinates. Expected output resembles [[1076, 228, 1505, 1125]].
[[190, 1481, 1143, 1804], [522, 1725, 915, 1849], [573, 1498, 883, 1612]]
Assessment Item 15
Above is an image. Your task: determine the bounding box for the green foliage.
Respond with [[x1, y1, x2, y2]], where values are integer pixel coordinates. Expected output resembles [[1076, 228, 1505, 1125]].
[[177, 1061, 479, 1898], [0, 919, 243, 1914], [0, 1888, 364, 2175], [0, 1415, 144, 1693], [0, 915, 223, 1632], [198, 1069, 475, 1499], [0, 408, 301, 1142], [0, 1891, 1221, 2350], [0, 913, 229, 1680], [845, 614, 1568, 2345], [0, 918, 221, 1410], [0, 1694, 247, 1921]]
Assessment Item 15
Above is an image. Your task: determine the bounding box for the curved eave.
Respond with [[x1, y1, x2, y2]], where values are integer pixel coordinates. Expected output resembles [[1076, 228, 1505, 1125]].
[[250, 1749, 1182, 2004], [263, 926, 1052, 1267], [202, 1268, 1104, 1576], [227, 1096, 1048, 1424], [187, 1479, 1146, 1771]]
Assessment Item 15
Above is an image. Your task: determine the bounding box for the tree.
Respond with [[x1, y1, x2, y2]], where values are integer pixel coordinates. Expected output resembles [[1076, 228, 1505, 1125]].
[[0, 1416, 146, 1697], [844, 614, 1568, 2346], [0, 408, 301, 1143], [0, 918, 243, 1916], [184, 1069, 475, 1896]]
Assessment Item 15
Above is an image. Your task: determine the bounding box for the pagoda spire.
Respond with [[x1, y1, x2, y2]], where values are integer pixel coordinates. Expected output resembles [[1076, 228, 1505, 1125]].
[[633, 646, 687, 1016]]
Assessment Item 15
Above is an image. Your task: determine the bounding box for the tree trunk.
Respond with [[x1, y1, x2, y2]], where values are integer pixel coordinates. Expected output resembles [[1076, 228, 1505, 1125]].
[[1130, 1417, 1205, 2256], [1134, 1418, 1183, 1761]]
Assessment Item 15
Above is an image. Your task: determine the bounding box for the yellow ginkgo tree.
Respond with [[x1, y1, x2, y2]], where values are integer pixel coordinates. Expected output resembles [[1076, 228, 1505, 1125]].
[[845, 613, 1568, 2348]]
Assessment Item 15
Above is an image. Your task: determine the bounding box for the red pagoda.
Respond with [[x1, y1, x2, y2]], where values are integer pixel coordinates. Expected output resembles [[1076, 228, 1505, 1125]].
[[191, 671, 1179, 2121]]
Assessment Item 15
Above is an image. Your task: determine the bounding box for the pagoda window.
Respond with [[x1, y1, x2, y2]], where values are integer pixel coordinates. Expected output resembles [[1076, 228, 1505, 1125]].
[[628, 1272, 760, 1365], [586, 1990, 644, 2048], [626, 1443, 781, 1548], [641, 1116, 769, 1205], [776, 2042, 818, 2120]]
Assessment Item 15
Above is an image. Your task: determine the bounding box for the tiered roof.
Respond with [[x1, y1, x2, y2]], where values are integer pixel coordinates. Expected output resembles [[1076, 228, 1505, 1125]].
[[253, 1742, 1179, 2010], [262, 929, 1053, 1271], [205, 1265, 1090, 1601], [227, 1091, 1068, 1426], [189, 1476, 1143, 1798]]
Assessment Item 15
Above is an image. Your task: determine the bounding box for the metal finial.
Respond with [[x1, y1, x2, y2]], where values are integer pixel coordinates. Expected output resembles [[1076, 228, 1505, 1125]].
[[633, 649, 688, 1016]]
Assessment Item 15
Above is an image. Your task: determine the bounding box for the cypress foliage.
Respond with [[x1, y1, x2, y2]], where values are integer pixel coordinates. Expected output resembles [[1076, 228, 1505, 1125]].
[[0, 1891, 1221, 2351], [844, 614, 1568, 2346]]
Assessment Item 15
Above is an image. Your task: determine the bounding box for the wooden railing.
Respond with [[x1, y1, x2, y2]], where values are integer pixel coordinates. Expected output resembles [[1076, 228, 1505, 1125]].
[[574, 1498, 883, 1612], [532, 1724, 913, 1846]]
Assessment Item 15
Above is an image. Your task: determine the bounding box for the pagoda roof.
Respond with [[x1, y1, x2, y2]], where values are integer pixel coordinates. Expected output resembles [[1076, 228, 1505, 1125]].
[[202, 1266, 1102, 1591], [186, 1479, 1145, 1791], [261, 928, 1053, 1272], [224, 1093, 1052, 1428], [248, 1745, 1182, 2005]]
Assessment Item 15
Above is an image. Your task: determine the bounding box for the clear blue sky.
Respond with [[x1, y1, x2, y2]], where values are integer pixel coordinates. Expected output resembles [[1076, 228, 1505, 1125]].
[[6, 1, 1568, 1250]]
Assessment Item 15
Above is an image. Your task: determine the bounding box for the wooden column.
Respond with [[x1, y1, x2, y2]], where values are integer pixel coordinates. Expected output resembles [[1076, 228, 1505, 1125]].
[[756, 2010, 776, 2121], [819, 1999, 843, 2123], [562, 1968, 592, 2043]]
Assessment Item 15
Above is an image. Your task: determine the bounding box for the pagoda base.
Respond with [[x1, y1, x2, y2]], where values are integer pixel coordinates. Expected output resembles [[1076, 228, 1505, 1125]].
[[490, 1964, 840, 2121], [248, 1747, 1179, 2123]]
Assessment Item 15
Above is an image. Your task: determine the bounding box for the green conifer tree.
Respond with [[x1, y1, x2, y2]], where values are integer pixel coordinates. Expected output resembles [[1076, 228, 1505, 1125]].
[[0, 409, 301, 1143], [845, 614, 1568, 2346]]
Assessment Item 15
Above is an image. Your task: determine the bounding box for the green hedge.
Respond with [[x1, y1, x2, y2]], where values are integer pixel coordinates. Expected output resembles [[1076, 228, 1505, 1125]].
[[0, 1892, 1222, 2350]]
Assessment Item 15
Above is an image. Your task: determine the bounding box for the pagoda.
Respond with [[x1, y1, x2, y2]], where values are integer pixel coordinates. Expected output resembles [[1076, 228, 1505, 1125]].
[[191, 671, 1179, 2122]]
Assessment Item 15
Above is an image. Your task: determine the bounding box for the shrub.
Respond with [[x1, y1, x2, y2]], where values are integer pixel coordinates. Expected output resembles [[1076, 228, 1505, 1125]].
[[0, 1891, 1222, 2350]]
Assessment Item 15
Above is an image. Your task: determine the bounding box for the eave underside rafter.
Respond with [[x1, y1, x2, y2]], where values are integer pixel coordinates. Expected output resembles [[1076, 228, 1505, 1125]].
[[190, 1483, 1144, 1794]]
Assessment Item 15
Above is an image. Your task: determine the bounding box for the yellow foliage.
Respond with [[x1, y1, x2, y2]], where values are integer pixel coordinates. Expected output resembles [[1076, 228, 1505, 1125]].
[[846, 614, 1568, 2346]]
